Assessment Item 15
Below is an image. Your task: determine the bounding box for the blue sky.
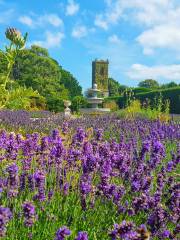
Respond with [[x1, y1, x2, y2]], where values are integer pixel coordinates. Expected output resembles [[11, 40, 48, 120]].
[[0, 0, 180, 90]]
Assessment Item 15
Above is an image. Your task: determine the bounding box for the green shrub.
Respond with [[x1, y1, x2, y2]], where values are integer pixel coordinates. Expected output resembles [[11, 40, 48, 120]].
[[105, 87, 180, 114], [103, 100, 119, 111], [116, 99, 170, 122], [136, 87, 180, 114], [132, 87, 152, 94]]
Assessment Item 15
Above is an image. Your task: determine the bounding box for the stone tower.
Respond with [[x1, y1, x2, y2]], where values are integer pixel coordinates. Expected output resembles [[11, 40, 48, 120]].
[[92, 59, 109, 97]]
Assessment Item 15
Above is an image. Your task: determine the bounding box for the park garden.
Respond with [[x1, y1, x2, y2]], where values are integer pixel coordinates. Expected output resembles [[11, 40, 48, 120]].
[[0, 28, 179, 240]]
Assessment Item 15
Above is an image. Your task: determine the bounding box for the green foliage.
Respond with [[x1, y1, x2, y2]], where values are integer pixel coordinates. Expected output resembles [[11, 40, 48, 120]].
[[138, 79, 159, 89], [108, 78, 119, 96], [0, 85, 8, 109], [61, 69, 82, 99], [2, 28, 28, 89], [5, 86, 46, 110], [132, 87, 152, 94], [137, 87, 180, 114], [116, 98, 170, 121], [11, 45, 82, 111], [108, 78, 128, 96], [106, 87, 180, 114], [103, 100, 119, 111], [11, 46, 68, 111], [161, 81, 178, 89], [30, 45, 49, 57], [0, 27, 46, 111], [71, 96, 87, 113]]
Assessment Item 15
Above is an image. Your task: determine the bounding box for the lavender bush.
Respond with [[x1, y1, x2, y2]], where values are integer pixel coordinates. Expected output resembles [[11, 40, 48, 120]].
[[0, 114, 179, 239]]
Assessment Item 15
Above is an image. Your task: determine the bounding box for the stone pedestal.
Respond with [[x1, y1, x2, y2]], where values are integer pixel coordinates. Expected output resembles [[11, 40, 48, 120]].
[[64, 100, 71, 119]]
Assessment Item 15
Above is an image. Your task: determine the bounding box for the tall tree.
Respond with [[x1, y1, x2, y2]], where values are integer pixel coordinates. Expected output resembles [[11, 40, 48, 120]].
[[108, 78, 119, 96], [108, 78, 128, 96], [11, 45, 82, 111], [161, 81, 178, 88], [61, 69, 82, 98], [138, 79, 159, 89], [12, 46, 69, 111]]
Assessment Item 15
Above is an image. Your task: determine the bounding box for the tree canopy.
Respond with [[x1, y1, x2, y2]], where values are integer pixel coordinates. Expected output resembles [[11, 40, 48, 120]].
[[108, 78, 128, 96], [0, 44, 83, 112], [161, 81, 178, 88], [138, 79, 159, 89], [60, 69, 82, 99]]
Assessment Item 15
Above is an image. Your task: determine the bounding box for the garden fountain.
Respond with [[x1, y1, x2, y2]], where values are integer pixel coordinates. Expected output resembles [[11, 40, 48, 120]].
[[80, 83, 110, 114]]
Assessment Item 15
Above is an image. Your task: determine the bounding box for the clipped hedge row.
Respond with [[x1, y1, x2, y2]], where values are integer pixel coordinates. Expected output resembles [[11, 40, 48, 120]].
[[132, 87, 153, 94], [105, 87, 180, 114]]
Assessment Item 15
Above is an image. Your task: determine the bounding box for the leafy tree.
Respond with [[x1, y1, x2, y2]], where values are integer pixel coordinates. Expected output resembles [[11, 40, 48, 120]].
[[108, 78, 128, 96], [11, 45, 82, 111], [12, 46, 69, 111], [108, 78, 119, 96], [161, 81, 178, 88], [61, 69, 82, 99], [118, 85, 128, 95], [30, 45, 49, 57], [138, 79, 159, 89], [71, 96, 87, 112]]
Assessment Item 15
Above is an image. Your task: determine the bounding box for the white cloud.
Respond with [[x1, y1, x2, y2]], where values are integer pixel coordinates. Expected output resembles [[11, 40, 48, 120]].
[[94, 0, 177, 29], [31, 31, 65, 48], [127, 63, 180, 82], [108, 34, 121, 44], [94, 15, 108, 30], [94, 0, 180, 55], [19, 16, 33, 27], [72, 25, 87, 38], [94, 0, 123, 29], [41, 14, 63, 27], [137, 24, 180, 55], [19, 14, 63, 28], [66, 0, 79, 16]]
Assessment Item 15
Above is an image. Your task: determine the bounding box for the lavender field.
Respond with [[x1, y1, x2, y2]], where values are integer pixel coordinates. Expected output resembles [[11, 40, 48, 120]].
[[0, 111, 179, 239]]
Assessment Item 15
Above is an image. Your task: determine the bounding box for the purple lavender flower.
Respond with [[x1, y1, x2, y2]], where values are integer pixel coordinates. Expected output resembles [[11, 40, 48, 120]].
[[22, 202, 37, 227], [0, 206, 12, 237], [55, 226, 71, 240], [147, 205, 168, 234], [33, 170, 46, 201], [52, 129, 60, 140], [6, 163, 19, 197], [94, 128, 103, 141], [75, 231, 88, 240], [160, 229, 171, 238]]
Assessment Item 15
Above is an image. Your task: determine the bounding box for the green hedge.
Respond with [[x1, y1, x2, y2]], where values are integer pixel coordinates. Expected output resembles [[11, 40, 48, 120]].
[[105, 87, 180, 114], [132, 87, 152, 94]]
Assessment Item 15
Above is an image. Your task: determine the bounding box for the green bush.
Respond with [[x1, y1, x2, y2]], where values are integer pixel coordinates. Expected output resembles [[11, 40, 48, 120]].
[[105, 87, 180, 114], [136, 87, 180, 114]]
